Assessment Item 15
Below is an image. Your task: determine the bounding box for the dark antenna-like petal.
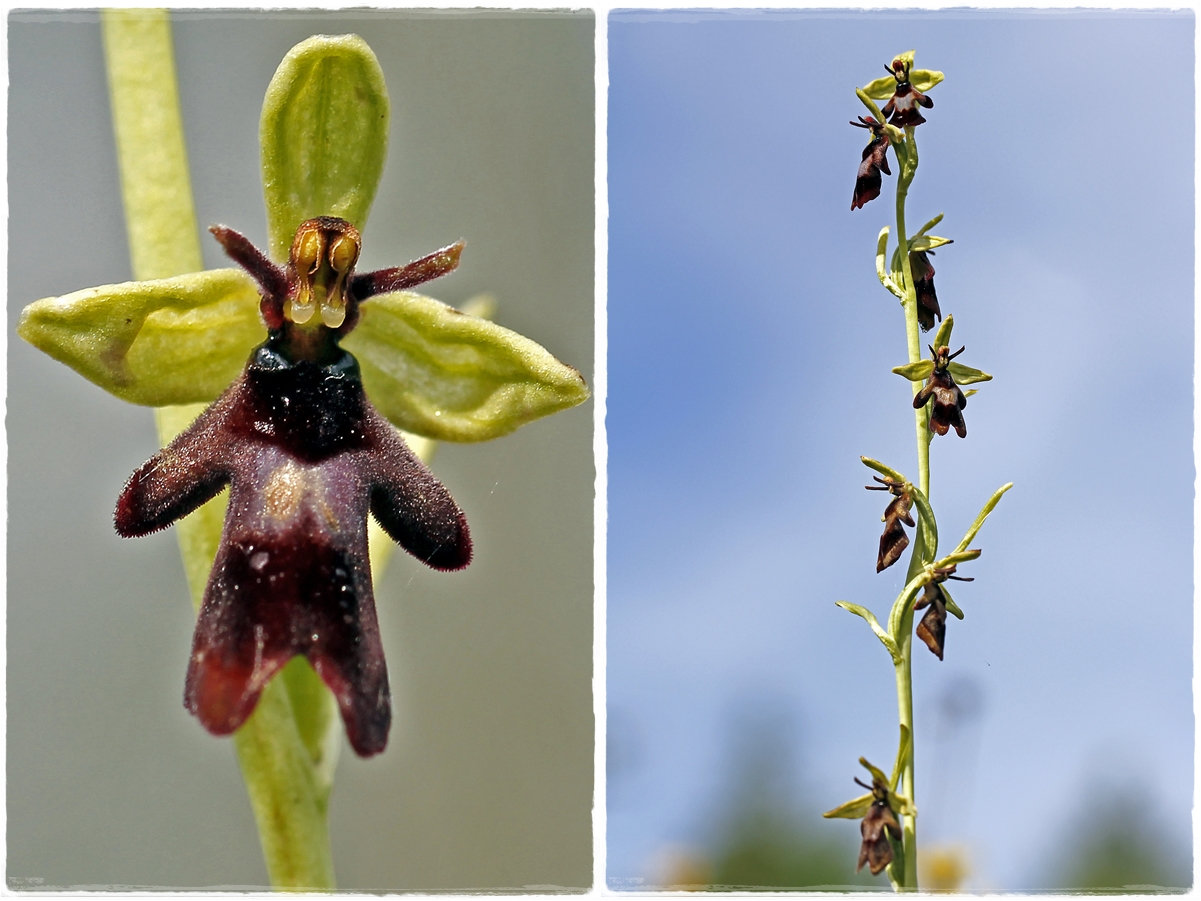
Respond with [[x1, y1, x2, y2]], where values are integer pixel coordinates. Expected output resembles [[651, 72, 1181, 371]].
[[351, 241, 465, 301]]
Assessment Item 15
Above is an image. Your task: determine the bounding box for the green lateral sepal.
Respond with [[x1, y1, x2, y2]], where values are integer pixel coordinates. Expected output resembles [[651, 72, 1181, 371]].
[[893, 359, 934, 381], [345, 291, 590, 442], [907, 233, 952, 253], [18, 268, 261, 406], [947, 361, 992, 385], [823, 792, 875, 820]]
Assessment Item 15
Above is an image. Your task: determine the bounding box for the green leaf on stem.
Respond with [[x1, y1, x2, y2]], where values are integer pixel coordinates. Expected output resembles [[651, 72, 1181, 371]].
[[345, 292, 590, 442], [261, 34, 390, 261], [913, 213, 944, 238], [953, 483, 1014, 555], [836, 601, 901, 663]]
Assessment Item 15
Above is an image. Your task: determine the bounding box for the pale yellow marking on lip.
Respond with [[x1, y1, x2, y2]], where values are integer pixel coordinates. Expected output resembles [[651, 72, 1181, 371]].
[[263, 460, 305, 522], [262, 460, 344, 530]]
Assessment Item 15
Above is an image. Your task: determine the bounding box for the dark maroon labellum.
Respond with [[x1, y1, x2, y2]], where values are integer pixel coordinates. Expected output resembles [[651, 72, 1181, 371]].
[[853, 776, 903, 876], [913, 344, 967, 438], [851, 115, 891, 210], [913, 583, 947, 660], [909, 250, 942, 332], [115, 218, 470, 757]]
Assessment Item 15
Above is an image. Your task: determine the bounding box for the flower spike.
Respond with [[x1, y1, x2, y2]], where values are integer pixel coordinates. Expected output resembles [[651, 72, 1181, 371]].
[[850, 116, 891, 210]]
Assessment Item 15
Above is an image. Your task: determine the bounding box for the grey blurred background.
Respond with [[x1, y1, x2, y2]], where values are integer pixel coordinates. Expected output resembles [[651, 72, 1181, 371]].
[[9, 10, 594, 891]]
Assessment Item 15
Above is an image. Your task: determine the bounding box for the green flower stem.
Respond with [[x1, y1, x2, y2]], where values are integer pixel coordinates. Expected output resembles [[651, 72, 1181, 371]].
[[102, 10, 336, 889], [102, 9, 202, 280], [891, 632, 915, 891], [891, 127, 924, 893]]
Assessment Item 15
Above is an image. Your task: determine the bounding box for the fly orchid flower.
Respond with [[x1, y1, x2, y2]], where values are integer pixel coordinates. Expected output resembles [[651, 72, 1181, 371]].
[[860, 51, 943, 131], [866, 475, 913, 573], [18, 35, 589, 758], [913, 564, 974, 661], [915, 344, 968, 437], [850, 115, 891, 210], [824, 748, 915, 878], [892, 316, 992, 440], [880, 58, 934, 128]]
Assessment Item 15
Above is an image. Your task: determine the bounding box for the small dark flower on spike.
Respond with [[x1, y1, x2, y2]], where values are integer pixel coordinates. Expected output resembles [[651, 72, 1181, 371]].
[[913, 582, 948, 660], [913, 564, 974, 660], [865, 476, 914, 572], [116, 218, 471, 757], [854, 776, 903, 875], [913, 344, 967, 438], [909, 250, 941, 332], [850, 116, 891, 210], [881, 58, 934, 128]]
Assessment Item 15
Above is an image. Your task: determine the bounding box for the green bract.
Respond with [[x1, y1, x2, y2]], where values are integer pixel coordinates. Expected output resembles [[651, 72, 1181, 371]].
[[18, 34, 588, 443], [835, 600, 901, 663]]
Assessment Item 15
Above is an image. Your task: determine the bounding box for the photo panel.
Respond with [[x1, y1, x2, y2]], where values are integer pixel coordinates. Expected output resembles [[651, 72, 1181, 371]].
[[607, 8, 1192, 892], [9, 9, 594, 891]]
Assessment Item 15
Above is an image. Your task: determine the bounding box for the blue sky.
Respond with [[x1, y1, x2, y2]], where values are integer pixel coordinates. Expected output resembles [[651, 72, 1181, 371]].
[[607, 10, 1194, 890]]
